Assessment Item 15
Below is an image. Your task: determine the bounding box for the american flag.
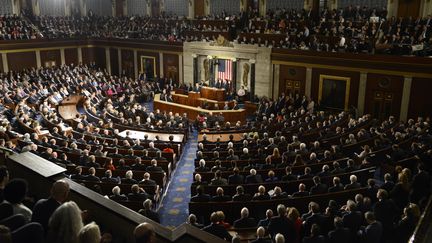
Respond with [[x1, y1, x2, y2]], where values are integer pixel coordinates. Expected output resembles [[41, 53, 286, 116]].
[[217, 59, 232, 81]]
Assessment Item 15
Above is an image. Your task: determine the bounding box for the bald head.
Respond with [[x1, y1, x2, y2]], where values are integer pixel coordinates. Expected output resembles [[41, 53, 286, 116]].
[[51, 180, 70, 203], [134, 222, 155, 243]]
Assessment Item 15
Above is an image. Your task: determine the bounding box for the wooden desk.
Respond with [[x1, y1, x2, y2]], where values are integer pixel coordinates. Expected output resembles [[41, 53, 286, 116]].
[[201, 87, 225, 101], [154, 94, 245, 123], [172, 93, 234, 110]]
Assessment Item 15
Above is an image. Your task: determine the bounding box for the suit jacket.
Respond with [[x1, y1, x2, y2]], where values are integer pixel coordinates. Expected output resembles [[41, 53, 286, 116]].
[[328, 184, 344, 193], [246, 174, 263, 184], [211, 195, 231, 202], [292, 191, 310, 197], [302, 235, 325, 243], [344, 182, 361, 190], [361, 221, 383, 243], [304, 213, 328, 236], [310, 183, 328, 195], [328, 227, 351, 243], [146, 165, 164, 172], [190, 193, 211, 202], [203, 223, 232, 241], [127, 192, 149, 201], [31, 197, 60, 231], [228, 174, 244, 184], [85, 175, 100, 182], [210, 177, 228, 186], [109, 194, 128, 201], [233, 217, 257, 228], [139, 209, 160, 223], [101, 177, 120, 184], [268, 216, 297, 243], [342, 211, 363, 235], [250, 238, 272, 243], [232, 193, 252, 202]]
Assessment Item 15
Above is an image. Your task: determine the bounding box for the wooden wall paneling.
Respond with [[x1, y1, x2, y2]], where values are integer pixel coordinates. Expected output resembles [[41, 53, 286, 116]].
[[311, 68, 360, 109], [81, 47, 95, 65], [137, 51, 159, 80], [408, 77, 432, 119], [194, 0, 205, 17], [163, 53, 179, 84], [110, 48, 119, 76], [40, 49, 61, 67], [398, 0, 421, 17], [279, 65, 306, 97], [94, 47, 107, 70], [364, 73, 404, 119], [7, 52, 37, 71], [121, 49, 134, 77], [64, 48, 78, 65]]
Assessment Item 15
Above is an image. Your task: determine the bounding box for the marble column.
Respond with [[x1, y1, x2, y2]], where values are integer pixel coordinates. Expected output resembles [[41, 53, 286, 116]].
[[159, 52, 164, 77], [357, 72, 368, 117], [400, 76, 413, 122], [178, 54, 183, 84], [133, 50, 138, 79], [192, 54, 198, 84], [1, 53, 8, 72], [250, 59, 256, 100], [36, 50, 41, 68], [273, 64, 280, 99], [117, 49, 122, 76], [105, 47, 111, 74], [77, 47, 83, 63], [305, 67, 312, 97], [60, 48, 65, 65], [232, 58, 237, 92]]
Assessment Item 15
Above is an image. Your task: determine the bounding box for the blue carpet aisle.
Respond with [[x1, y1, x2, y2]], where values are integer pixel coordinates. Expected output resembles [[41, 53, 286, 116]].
[[158, 129, 198, 228]]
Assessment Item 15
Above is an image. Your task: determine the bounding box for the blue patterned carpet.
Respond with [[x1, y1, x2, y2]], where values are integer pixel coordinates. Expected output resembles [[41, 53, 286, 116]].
[[158, 129, 197, 228]]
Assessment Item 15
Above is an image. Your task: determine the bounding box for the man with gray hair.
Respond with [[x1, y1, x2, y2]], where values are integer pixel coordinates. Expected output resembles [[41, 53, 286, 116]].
[[138, 199, 160, 223], [268, 204, 297, 242], [233, 207, 257, 228], [134, 222, 155, 243], [251, 226, 271, 243]]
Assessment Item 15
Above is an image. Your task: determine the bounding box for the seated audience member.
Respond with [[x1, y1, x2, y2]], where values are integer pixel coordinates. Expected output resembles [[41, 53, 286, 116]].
[[380, 173, 395, 194], [139, 173, 156, 186], [47, 201, 83, 243], [271, 186, 288, 199], [101, 170, 120, 184], [202, 212, 232, 241], [190, 185, 210, 202], [265, 170, 279, 182], [292, 183, 310, 197], [246, 169, 263, 183], [210, 170, 228, 186], [232, 185, 252, 201], [268, 204, 297, 242], [257, 209, 273, 227], [228, 167, 244, 184], [128, 184, 149, 201], [328, 217, 350, 243], [192, 173, 206, 187], [187, 214, 204, 228], [32, 180, 70, 232], [298, 167, 313, 180], [251, 226, 271, 243], [0, 225, 11, 243], [134, 222, 155, 243], [302, 224, 326, 243], [342, 200, 363, 238], [394, 203, 420, 243], [4, 178, 32, 223], [233, 207, 257, 228], [146, 159, 164, 172], [211, 187, 230, 202], [138, 199, 160, 223], [358, 212, 383, 243], [121, 170, 138, 184], [84, 167, 100, 182], [281, 166, 297, 181], [109, 186, 128, 201], [317, 165, 331, 177], [331, 161, 344, 174], [344, 175, 361, 190], [328, 177, 344, 192], [253, 185, 270, 200], [195, 159, 209, 172], [310, 176, 328, 195], [211, 160, 226, 172], [78, 222, 101, 243]]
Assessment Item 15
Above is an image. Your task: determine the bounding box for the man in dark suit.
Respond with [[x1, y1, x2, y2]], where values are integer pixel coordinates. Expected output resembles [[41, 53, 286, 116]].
[[84, 167, 100, 182], [211, 187, 231, 202], [121, 170, 138, 184], [410, 163, 431, 203], [109, 186, 128, 201], [358, 212, 383, 243], [232, 185, 252, 201], [31, 180, 70, 232], [233, 207, 257, 228], [101, 170, 120, 184], [139, 172, 157, 187], [373, 189, 399, 241], [342, 200, 363, 239], [328, 217, 351, 243], [70, 166, 85, 180], [310, 176, 328, 195], [128, 184, 149, 201], [328, 177, 344, 193], [251, 226, 272, 243], [190, 185, 211, 202], [292, 183, 310, 197], [202, 212, 233, 241], [281, 166, 297, 181], [245, 169, 263, 184], [344, 175, 361, 190], [257, 209, 273, 227], [138, 199, 160, 223], [146, 159, 164, 172], [210, 170, 228, 186], [228, 167, 244, 184], [303, 202, 327, 236], [268, 204, 297, 242], [380, 173, 395, 194]]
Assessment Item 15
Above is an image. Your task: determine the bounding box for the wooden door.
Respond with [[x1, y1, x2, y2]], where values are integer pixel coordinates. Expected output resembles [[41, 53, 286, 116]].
[[398, 0, 421, 18], [371, 91, 395, 120], [194, 0, 205, 17], [115, 0, 124, 17]]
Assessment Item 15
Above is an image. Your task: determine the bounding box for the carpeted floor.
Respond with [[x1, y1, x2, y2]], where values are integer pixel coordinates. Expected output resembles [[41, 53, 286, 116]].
[[158, 129, 197, 228]]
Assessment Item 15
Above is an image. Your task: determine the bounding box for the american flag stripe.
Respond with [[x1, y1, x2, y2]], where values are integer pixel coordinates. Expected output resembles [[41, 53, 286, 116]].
[[217, 59, 232, 81]]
